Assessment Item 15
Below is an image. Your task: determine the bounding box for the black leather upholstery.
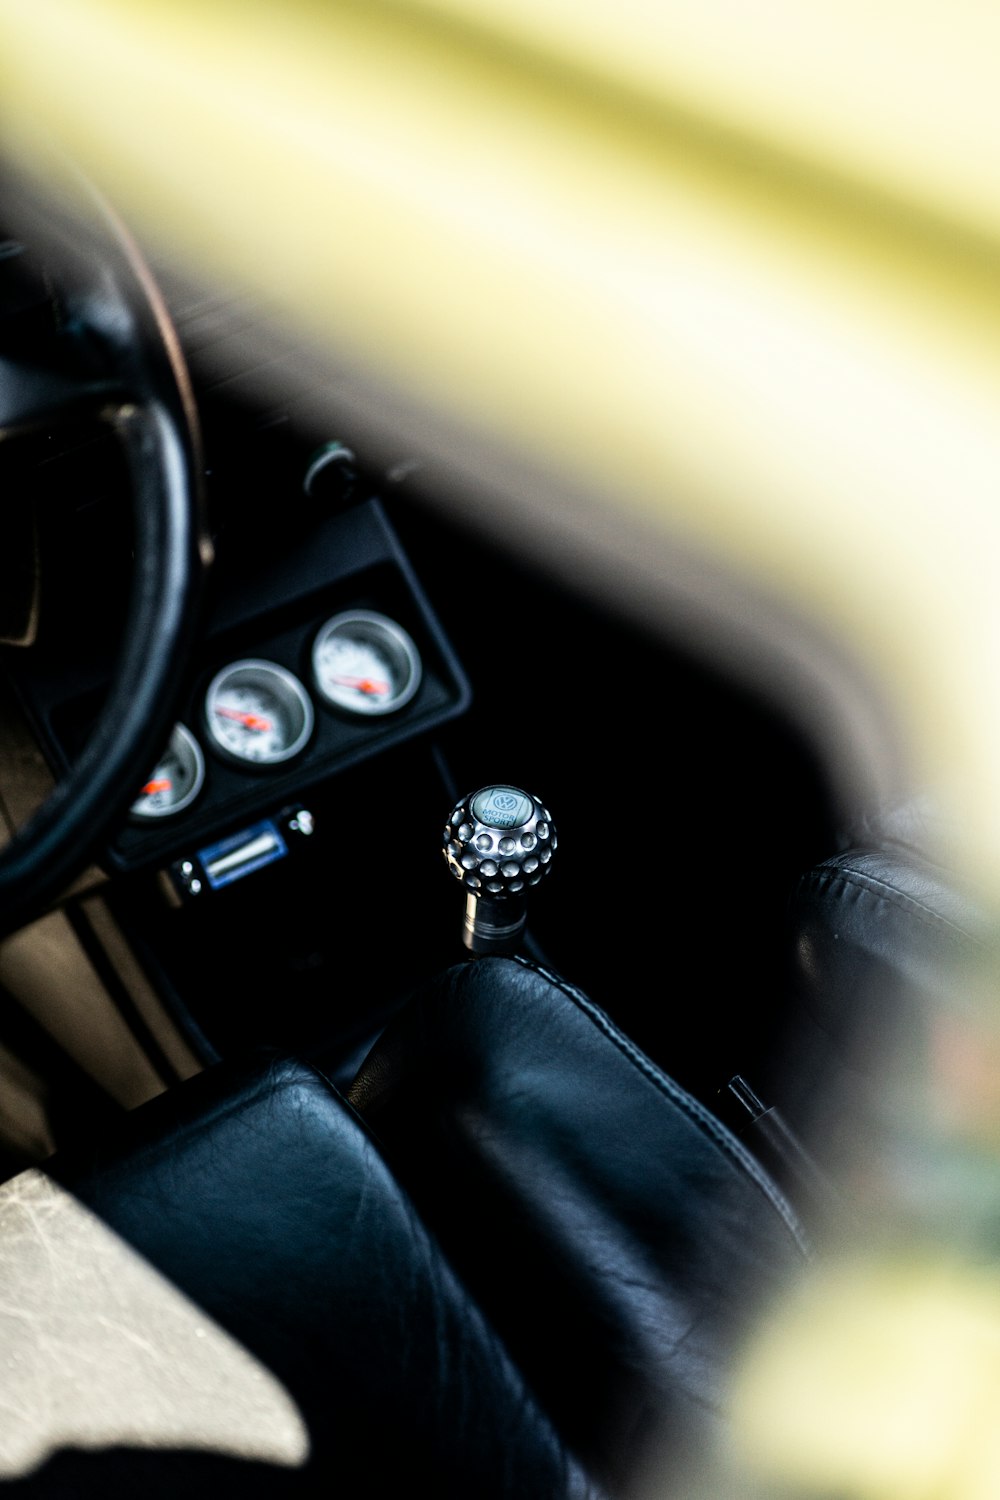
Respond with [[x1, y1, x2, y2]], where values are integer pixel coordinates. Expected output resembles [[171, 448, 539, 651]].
[[771, 836, 994, 1181], [7, 962, 809, 1497], [348, 956, 809, 1494], [19, 1055, 596, 1498]]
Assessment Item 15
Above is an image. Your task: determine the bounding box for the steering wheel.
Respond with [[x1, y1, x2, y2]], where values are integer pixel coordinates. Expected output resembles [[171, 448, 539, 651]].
[[0, 162, 210, 937]]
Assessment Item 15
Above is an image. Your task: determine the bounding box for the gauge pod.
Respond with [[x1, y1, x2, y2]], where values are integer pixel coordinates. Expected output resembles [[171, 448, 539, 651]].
[[129, 722, 206, 822], [312, 609, 422, 717], [204, 658, 314, 766]]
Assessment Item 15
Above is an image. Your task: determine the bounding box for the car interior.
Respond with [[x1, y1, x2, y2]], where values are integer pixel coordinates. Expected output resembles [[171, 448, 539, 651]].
[[0, 13, 997, 1496], [0, 167, 850, 1123]]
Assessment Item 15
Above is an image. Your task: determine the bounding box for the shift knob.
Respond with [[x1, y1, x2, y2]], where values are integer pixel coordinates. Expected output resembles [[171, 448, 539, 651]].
[[442, 785, 557, 955]]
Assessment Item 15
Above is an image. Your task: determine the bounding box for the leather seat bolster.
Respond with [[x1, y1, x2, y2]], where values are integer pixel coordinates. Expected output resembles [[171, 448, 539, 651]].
[[769, 846, 995, 1170], [35, 1053, 599, 1498], [789, 849, 990, 1064], [348, 956, 808, 1491]]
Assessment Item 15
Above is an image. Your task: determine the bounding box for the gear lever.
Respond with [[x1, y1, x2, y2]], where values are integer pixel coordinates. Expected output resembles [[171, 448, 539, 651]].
[[442, 785, 557, 956]]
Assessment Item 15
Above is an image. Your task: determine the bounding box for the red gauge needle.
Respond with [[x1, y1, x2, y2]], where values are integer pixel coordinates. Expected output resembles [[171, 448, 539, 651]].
[[331, 674, 390, 696], [142, 777, 173, 796], [215, 706, 273, 731]]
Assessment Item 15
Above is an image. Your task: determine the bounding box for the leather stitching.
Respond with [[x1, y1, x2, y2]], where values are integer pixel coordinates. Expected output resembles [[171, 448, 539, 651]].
[[508, 956, 810, 1257], [804, 861, 987, 948]]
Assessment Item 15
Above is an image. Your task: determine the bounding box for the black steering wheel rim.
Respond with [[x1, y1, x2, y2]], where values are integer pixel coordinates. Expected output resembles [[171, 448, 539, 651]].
[[0, 163, 211, 937]]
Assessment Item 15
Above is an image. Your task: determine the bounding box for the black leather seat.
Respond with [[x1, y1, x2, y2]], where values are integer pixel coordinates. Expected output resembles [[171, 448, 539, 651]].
[[17, 1053, 592, 1499], [767, 799, 995, 1198], [348, 955, 808, 1493], [3, 958, 808, 1497]]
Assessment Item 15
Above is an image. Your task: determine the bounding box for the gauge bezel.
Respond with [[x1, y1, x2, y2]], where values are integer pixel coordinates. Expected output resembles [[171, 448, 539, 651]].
[[203, 658, 314, 767], [311, 609, 422, 718], [129, 721, 206, 823]]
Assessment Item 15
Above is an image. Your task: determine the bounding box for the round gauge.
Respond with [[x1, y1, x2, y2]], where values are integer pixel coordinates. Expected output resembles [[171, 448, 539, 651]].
[[129, 722, 205, 822], [204, 658, 314, 766], [312, 610, 422, 717]]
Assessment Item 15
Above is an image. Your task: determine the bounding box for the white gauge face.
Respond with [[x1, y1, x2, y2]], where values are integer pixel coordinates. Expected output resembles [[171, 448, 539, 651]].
[[312, 610, 421, 717], [204, 659, 314, 766], [129, 722, 206, 822]]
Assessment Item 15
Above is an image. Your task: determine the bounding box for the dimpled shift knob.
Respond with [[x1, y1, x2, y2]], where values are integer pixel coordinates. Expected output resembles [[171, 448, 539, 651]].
[[443, 785, 557, 955]]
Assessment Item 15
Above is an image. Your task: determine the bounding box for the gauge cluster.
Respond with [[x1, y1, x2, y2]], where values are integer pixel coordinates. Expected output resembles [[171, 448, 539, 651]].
[[127, 607, 429, 828], [114, 553, 467, 870], [11, 493, 470, 876]]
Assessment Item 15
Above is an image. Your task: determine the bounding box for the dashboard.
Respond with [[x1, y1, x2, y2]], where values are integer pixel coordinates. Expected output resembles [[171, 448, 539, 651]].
[[0, 217, 475, 1075], [0, 194, 837, 1111], [9, 443, 470, 891]]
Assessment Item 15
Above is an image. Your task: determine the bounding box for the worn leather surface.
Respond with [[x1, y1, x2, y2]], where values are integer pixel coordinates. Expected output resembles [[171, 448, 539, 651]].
[[348, 955, 809, 1496], [6, 1054, 597, 1498], [0, 1166, 310, 1481]]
